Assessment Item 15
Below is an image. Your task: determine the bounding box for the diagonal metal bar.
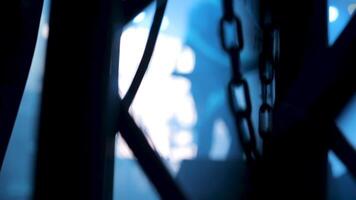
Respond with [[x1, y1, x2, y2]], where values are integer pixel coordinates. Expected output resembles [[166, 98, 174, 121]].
[[0, 0, 44, 170], [118, 107, 187, 200]]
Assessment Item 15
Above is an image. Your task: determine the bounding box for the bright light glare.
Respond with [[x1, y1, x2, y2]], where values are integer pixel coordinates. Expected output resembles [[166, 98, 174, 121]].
[[161, 16, 170, 31], [329, 6, 339, 23], [118, 27, 198, 162], [174, 131, 193, 146], [133, 12, 146, 24], [41, 23, 49, 39], [348, 3, 356, 15], [176, 46, 196, 74]]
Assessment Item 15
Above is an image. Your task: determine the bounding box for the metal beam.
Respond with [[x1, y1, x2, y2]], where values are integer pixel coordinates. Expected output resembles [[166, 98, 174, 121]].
[[34, 0, 116, 199], [0, 0, 43, 170]]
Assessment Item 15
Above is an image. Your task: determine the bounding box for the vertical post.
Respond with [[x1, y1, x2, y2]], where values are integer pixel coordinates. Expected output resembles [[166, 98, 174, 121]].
[[34, 0, 116, 199], [261, 0, 329, 199]]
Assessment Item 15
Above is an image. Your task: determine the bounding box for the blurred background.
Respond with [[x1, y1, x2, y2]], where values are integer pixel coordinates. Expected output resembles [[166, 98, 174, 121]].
[[0, 0, 355, 199]]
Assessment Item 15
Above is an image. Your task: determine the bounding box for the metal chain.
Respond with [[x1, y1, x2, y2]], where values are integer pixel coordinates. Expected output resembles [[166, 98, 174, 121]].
[[220, 0, 259, 162], [258, 27, 279, 139]]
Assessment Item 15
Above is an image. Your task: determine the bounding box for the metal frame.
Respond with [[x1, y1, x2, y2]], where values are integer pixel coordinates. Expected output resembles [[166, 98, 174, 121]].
[[0, 0, 354, 199], [34, 0, 185, 199], [0, 0, 44, 170], [260, 0, 356, 199]]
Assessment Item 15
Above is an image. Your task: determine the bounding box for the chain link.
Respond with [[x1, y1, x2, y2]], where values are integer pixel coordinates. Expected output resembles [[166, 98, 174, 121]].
[[220, 0, 259, 162], [258, 28, 279, 139], [219, 16, 244, 53]]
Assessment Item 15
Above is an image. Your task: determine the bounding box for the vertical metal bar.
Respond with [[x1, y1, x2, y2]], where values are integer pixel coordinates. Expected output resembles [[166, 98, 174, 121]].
[[34, 0, 116, 199], [261, 0, 329, 199]]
